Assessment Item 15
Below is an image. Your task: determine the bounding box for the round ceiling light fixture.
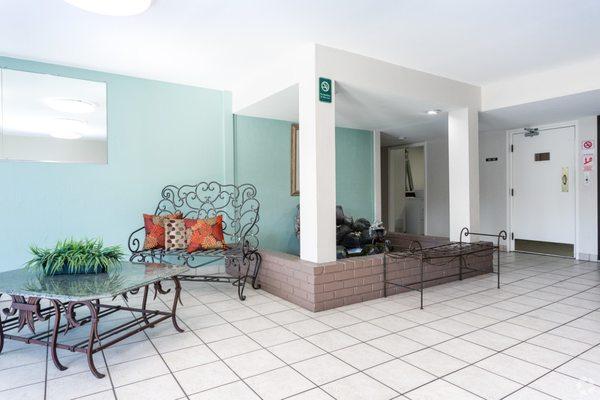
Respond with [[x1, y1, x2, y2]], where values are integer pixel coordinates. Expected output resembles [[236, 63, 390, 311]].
[[426, 109, 442, 116], [45, 98, 96, 114], [49, 118, 87, 140], [63, 0, 153, 16]]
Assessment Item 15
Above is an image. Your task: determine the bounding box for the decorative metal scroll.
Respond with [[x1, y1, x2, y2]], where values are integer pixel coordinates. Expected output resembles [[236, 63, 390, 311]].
[[128, 181, 260, 253], [2, 296, 47, 334]]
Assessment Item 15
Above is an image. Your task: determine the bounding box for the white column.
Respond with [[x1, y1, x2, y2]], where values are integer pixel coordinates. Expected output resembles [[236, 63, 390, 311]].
[[298, 53, 337, 263], [448, 107, 480, 241], [373, 130, 382, 222]]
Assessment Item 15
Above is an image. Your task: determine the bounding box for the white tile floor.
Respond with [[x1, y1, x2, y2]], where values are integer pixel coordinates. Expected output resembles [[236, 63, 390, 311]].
[[1, 252, 599, 399]]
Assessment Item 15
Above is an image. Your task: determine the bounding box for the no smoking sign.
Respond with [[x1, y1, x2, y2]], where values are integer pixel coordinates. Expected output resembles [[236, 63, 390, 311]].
[[582, 140, 595, 154]]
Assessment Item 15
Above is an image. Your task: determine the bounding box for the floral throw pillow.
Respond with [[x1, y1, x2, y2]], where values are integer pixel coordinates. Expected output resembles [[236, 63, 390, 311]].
[[143, 211, 183, 250], [165, 219, 188, 250], [185, 215, 226, 252]]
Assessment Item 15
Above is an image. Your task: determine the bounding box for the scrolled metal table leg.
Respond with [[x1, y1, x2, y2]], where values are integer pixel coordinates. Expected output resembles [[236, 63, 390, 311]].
[[141, 285, 149, 324], [49, 300, 67, 371], [170, 277, 184, 333], [66, 300, 104, 379], [153, 281, 171, 300]]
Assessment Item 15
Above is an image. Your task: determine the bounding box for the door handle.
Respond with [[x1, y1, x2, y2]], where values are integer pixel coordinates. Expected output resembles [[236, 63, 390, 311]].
[[561, 167, 569, 192]]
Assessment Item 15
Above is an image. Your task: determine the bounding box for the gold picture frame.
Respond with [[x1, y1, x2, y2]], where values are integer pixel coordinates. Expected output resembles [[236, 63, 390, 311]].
[[291, 123, 300, 196]]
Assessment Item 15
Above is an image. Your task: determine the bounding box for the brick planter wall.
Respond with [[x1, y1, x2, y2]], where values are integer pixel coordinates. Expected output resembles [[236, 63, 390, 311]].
[[255, 236, 494, 312]]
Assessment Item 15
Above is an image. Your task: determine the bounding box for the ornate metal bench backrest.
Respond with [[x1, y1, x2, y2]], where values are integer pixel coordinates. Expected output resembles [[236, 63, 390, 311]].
[[129, 182, 260, 253]]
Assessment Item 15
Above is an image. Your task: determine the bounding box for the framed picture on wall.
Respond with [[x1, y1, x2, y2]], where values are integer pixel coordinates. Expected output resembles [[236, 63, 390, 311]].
[[291, 123, 300, 196]]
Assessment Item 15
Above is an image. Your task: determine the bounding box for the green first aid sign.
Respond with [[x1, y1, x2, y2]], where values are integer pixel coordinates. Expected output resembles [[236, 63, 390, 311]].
[[319, 77, 332, 103]]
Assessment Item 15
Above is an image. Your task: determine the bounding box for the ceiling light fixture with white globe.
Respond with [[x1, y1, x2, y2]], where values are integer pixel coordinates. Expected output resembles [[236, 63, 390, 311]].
[[426, 109, 442, 116], [49, 118, 88, 140], [44, 98, 96, 114], [63, 0, 153, 16]]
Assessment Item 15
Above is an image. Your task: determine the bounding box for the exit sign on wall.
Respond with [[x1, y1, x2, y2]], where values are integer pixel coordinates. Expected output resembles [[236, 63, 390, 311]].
[[319, 77, 332, 103]]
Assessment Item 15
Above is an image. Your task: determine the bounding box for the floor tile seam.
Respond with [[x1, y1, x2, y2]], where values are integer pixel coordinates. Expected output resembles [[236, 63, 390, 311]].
[[498, 341, 600, 399], [154, 289, 264, 400], [123, 297, 191, 400], [395, 279, 600, 351], [427, 303, 600, 391], [173, 289, 410, 399], [114, 260, 597, 400]]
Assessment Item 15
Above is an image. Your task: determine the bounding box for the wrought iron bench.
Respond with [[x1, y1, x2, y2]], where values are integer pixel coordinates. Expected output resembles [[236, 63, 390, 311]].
[[128, 181, 262, 300]]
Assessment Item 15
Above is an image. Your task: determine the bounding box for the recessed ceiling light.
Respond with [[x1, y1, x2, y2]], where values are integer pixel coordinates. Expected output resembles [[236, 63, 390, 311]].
[[426, 109, 441, 115], [63, 0, 153, 16], [45, 98, 96, 114], [49, 118, 87, 140]]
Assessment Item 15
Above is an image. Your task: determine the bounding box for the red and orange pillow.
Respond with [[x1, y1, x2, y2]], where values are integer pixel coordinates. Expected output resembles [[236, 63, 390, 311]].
[[185, 215, 226, 252], [143, 211, 183, 250], [142, 212, 226, 252]]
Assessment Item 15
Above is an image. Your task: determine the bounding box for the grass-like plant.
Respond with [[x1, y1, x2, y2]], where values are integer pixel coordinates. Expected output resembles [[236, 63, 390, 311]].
[[26, 239, 124, 276]]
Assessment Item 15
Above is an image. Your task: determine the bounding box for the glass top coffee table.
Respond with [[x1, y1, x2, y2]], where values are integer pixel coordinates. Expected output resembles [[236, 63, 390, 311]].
[[0, 261, 196, 378]]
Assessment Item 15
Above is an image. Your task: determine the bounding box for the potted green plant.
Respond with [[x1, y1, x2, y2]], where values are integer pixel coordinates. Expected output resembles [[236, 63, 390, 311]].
[[26, 239, 124, 276]]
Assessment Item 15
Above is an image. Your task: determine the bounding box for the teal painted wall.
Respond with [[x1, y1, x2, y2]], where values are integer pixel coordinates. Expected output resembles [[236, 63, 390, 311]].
[[335, 126, 374, 221], [234, 115, 373, 255], [0, 57, 229, 270]]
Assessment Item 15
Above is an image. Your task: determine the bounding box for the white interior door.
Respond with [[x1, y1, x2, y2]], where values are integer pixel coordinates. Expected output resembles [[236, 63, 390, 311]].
[[388, 147, 405, 232], [511, 126, 575, 247]]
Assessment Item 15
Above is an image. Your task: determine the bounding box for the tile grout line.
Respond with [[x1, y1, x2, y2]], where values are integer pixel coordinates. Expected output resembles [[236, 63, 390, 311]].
[[275, 259, 600, 398], [4, 253, 596, 399], [397, 283, 600, 397], [122, 296, 191, 400], [153, 285, 267, 400], [176, 265, 527, 398], [500, 341, 600, 399], [152, 257, 599, 399]]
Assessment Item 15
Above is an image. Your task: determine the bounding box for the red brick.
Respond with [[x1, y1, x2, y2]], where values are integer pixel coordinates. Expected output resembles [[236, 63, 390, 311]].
[[324, 298, 345, 309], [343, 278, 359, 288], [344, 294, 363, 305], [322, 263, 344, 273], [355, 267, 373, 278], [257, 245, 493, 313], [363, 275, 381, 285], [315, 292, 335, 302], [324, 281, 343, 292], [354, 284, 373, 295], [334, 288, 354, 298], [335, 270, 355, 281]]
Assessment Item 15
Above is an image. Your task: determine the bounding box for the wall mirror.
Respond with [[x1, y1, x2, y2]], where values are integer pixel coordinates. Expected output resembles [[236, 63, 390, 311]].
[[0, 68, 107, 164]]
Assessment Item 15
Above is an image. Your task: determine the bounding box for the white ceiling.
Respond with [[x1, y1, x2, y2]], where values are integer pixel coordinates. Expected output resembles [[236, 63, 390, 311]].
[[239, 82, 449, 141], [480, 89, 600, 132], [237, 80, 600, 145], [1, 0, 599, 93], [381, 90, 600, 145]]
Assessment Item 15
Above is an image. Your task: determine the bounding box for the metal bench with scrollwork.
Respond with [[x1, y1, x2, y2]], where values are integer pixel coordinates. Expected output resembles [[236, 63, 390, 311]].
[[128, 181, 261, 300]]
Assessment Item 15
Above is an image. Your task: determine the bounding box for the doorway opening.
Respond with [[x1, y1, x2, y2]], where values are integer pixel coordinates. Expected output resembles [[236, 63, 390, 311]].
[[384, 143, 427, 234], [508, 124, 576, 258]]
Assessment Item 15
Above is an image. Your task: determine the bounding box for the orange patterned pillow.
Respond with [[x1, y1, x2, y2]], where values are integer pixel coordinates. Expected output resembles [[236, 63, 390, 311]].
[[185, 215, 226, 252], [143, 211, 183, 250]]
